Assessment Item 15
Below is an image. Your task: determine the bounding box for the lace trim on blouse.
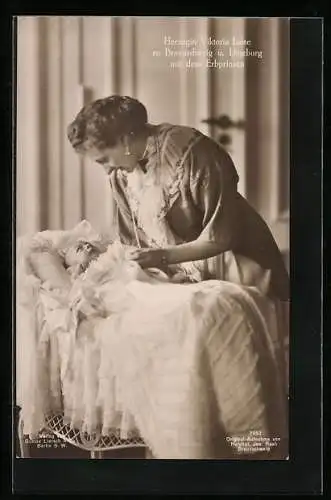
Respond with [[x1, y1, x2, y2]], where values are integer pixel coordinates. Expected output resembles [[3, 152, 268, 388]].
[[123, 125, 202, 248]]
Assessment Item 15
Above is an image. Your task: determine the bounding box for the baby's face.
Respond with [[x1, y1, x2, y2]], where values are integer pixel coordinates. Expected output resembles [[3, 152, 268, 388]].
[[64, 240, 102, 272]]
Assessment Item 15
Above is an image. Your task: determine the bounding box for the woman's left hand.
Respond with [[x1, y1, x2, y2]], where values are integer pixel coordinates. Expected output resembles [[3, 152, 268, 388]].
[[126, 247, 167, 269]]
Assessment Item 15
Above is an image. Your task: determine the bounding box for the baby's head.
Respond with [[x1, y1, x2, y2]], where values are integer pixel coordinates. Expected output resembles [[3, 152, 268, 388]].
[[63, 239, 106, 276]]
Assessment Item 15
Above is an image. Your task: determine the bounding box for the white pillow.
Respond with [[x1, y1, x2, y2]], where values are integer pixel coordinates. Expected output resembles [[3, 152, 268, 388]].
[[29, 249, 71, 289], [38, 220, 105, 250]]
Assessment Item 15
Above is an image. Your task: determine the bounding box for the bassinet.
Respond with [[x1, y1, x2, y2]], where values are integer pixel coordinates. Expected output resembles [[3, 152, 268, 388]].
[[16, 223, 289, 460]]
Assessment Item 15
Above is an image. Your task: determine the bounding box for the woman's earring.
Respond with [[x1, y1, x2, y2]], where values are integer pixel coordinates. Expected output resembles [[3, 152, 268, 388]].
[[124, 145, 132, 156]]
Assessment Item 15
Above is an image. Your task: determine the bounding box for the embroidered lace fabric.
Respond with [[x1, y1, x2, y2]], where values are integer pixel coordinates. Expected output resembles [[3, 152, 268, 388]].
[[123, 124, 206, 280]]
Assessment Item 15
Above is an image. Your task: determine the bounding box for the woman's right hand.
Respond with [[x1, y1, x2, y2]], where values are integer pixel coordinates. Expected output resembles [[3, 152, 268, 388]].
[[126, 247, 168, 270]]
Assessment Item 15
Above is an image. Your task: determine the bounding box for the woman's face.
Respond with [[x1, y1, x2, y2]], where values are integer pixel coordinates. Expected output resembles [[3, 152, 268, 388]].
[[86, 138, 138, 175]]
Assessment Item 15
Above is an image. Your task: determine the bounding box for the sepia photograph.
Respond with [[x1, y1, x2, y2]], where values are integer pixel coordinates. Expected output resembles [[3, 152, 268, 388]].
[[15, 16, 290, 461]]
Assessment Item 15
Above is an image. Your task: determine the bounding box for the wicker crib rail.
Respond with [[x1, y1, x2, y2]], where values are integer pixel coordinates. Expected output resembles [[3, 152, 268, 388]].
[[18, 410, 146, 459]]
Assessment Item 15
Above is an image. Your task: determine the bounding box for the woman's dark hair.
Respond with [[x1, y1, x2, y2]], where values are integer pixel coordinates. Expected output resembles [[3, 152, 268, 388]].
[[67, 95, 148, 153]]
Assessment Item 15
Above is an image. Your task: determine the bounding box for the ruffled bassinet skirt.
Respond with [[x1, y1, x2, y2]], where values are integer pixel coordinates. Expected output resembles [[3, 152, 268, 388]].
[[17, 276, 288, 459], [16, 224, 288, 458]]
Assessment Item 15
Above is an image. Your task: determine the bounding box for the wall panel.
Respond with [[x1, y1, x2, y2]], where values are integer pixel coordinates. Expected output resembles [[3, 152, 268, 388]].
[[245, 17, 290, 254], [61, 17, 83, 229], [46, 17, 63, 229], [81, 17, 116, 233], [16, 17, 42, 235]]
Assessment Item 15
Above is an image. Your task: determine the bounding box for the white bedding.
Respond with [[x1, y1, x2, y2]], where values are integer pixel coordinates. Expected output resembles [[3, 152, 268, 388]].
[[16, 221, 288, 459]]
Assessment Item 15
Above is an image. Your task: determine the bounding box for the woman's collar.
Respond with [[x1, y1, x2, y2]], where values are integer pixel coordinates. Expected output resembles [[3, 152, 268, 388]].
[[129, 125, 158, 175]]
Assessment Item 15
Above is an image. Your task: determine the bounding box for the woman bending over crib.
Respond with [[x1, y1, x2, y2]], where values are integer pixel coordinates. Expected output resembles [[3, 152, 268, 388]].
[[67, 94, 289, 301]]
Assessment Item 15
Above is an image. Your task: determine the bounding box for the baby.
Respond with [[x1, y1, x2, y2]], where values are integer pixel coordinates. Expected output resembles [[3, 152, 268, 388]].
[[25, 235, 196, 331], [62, 239, 192, 284], [28, 232, 193, 291], [63, 239, 106, 278]]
